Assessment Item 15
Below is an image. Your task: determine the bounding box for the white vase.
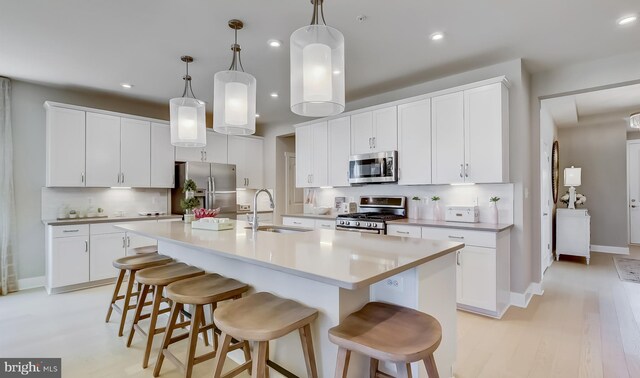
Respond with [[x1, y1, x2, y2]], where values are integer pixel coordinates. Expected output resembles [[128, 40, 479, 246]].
[[409, 201, 421, 219], [433, 202, 442, 221], [490, 202, 499, 224]]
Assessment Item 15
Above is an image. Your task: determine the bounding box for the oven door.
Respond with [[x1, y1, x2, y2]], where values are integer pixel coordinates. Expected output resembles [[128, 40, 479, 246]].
[[349, 151, 397, 184], [336, 226, 384, 234]]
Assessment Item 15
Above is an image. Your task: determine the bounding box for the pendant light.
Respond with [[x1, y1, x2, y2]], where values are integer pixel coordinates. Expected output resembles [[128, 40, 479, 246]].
[[290, 0, 345, 117], [631, 112, 640, 129], [214, 19, 257, 135], [169, 56, 206, 147]]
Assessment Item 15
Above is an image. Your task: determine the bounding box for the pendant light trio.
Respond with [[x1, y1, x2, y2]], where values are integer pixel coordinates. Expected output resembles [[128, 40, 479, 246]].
[[169, 0, 345, 146]]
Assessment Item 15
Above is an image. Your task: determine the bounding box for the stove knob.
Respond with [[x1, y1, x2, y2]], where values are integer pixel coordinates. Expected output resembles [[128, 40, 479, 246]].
[[339, 220, 344, 225], [355, 222, 360, 226], [368, 222, 373, 228]]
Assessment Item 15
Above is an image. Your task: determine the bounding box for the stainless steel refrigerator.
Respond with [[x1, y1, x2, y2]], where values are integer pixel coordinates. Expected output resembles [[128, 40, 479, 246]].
[[171, 162, 237, 218]]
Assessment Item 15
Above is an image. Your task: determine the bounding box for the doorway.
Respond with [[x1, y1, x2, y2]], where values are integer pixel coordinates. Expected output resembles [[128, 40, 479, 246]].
[[284, 152, 303, 215], [628, 140, 640, 244]]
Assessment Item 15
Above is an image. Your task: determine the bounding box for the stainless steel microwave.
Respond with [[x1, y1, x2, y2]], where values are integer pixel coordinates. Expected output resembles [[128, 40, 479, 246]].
[[348, 151, 398, 184]]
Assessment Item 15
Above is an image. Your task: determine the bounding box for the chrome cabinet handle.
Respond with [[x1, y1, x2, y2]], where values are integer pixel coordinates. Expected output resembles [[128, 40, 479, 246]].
[[632, 205, 637, 208], [121, 173, 125, 183], [85, 241, 88, 252], [122, 237, 126, 248], [117, 173, 120, 183], [448, 235, 465, 240], [126, 236, 130, 247], [456, 251, 461, 265], [81, 173, 84, 183], [372, 137, 376, 149], [204, 151, 207, 161], [63, 229, 79, 233], [396, 231, 409, 235], [321, 224, 331, 228], [293, 221, 302, 225], [368, 137, 372, 149], [460, 164, 464, 178], [465, 163, 469, 178]]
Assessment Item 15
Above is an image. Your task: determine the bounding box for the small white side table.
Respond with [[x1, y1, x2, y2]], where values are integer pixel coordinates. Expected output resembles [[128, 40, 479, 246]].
[[556, 208, 591, 264]]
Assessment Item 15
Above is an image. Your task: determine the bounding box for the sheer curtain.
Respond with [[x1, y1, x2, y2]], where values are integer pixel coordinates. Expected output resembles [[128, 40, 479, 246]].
[[0, 77, 17, 295]]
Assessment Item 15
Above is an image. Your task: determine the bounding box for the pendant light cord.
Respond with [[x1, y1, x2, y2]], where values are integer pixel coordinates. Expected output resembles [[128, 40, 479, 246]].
[[228, 25, 245, 72], [181, 59, 197, 99], [310, 0, 327, 25]]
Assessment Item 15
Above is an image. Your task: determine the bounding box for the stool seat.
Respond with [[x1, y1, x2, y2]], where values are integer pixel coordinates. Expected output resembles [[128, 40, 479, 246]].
[[134, 245, 158, 255], [136, 262, 204, 287], [112, 254, 173, 270], [215, 292, 318, 342], [329, 302, 442, 363], [166, 273, 249, 305]]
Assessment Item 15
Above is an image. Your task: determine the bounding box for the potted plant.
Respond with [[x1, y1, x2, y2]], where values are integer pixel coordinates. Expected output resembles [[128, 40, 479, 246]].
[[409, 196, 421, 219], [68, 209, 77, 219], [489, 197, 500, 224], [431, 196, 442, 221], [181, 197, 200, 223]]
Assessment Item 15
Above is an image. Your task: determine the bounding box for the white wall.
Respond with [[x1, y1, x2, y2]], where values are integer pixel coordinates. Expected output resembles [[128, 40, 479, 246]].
[[12, 80, 170, 280], [530, 51, 640, 283]]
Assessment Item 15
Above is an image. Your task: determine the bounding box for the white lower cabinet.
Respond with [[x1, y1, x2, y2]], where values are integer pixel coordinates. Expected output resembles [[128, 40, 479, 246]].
[[386, 224, 511, 318], [282, 216, 334, 230], [89, 232, 125, 281], [126, 233, 158, 255], [50, 235, 89, 288]]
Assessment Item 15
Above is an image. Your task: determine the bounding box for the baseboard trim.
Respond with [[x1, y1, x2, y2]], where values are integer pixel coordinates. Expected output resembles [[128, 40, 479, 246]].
[[17, 276, 45, 291], [510, 282, 544, 308], [591, 245, 630, 254]]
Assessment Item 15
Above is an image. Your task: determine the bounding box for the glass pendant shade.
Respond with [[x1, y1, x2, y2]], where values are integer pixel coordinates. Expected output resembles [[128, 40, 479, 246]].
[[213, 70, 256, 135], [291, 24, 345, 117], [631, 112, 640, 129], [169, 97, 206, 147]]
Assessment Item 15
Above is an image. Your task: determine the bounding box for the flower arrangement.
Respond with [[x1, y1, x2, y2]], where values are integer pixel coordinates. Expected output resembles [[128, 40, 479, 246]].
[[431, 196, 440, 202], [560, 191, 586, 207]]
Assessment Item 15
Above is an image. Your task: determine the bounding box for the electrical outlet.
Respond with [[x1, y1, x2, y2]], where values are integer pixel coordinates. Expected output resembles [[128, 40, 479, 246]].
[[384, 277, 404, 292]]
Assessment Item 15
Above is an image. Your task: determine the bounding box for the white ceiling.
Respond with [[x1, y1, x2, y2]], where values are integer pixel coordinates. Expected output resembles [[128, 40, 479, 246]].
[[542, 83, 640, 130], [2, 0, 639, 126]]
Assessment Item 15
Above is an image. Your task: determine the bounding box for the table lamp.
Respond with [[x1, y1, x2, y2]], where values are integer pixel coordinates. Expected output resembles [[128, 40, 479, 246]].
[[564, 166, 581, 209]]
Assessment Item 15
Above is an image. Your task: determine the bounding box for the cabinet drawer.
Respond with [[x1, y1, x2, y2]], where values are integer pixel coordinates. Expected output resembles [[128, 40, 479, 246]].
[[316, 220, 336, 230], [421, 227, 496, 248], [52, 224, 89, 238], [387, 225, 421, 238], [282, 217, 315, 228]]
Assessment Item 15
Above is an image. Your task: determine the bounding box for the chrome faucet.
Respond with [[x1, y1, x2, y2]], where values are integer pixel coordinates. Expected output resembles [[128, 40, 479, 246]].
[[251, 189, 275, 232]]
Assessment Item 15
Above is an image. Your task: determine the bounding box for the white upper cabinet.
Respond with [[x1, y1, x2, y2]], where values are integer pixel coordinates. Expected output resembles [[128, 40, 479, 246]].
[[350, 106, 398, 155], [398, 99, 431, 185], [85, 112, 121, 187], [120, 118, 150, 188], [204, 131, 228, 164], [295, 122, 328, 188], [328, 117, 351, 187], [46, 106, 86, 187], [228, 136, 264, 189], [464, 83, 509, 183], [150, 122, 175, 188], [431, 92, 465, 184], [174, 144, 204, 162]]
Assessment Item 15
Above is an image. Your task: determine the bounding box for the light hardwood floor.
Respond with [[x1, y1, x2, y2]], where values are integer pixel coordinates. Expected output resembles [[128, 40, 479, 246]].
[[1, 248, 639, 378]]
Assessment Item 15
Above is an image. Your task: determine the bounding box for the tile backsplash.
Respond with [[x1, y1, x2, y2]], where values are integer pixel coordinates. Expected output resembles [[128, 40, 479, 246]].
[[41, 187, 169, 220]]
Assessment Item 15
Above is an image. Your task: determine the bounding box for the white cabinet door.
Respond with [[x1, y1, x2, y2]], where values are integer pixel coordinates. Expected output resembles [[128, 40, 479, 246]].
[[350, 112, 373, 155], [431, 92, 465, 184], [295, 125, 312, 188], [315, 219, 336, 230], [328, 117, 351, 187], [311, 122, 328, 187], [175, 145, 204, 162], [282, 217, 315, 228], [227, 136, 246, 188], [204, 131, 228, 164], [90, 233, 126, 281], [86, 112, 121, 187], [245, 137, 264, 189], [126, 233, 157, 256], [457, 246, 497, 311], [464, 83, 508, 183], [372, 106, 397, 152], [150, 123, 175, 188], [51, 236, 89, 287], [120, 118, 151, 188], [46, 107, 86, 187], [387, 225, 422, 238], [398, 99, 431, 185]]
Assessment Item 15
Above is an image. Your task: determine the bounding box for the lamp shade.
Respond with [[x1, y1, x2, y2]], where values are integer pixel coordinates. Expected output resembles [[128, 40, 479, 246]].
[[169, 97, 206, 147], [564, 166, 581, 187], [213, 70, 256, 135], [290, 24, 345, 117], [631, 112, 640, 129]]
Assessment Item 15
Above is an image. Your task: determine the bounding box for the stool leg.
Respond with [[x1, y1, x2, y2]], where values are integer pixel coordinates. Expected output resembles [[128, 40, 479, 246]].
[[369, 359, 379, 378], [212, 332, 233, 378], [106, 269, 125, 323], [142, 284, 164, 369], [185, 304, 203, 378], [127, 283, 150, 347], [118, 269, 137, 337], [198, 305, 210, 347], [210, 303, 219, 351], [423, 354, 439, 378], [252, 341, 268, 378], [334, 347, 350, 378], [395, 362, 410, 378], [242, 340, 252, 375], [153, 301, 182, 377], [298, 324, 318, 378]]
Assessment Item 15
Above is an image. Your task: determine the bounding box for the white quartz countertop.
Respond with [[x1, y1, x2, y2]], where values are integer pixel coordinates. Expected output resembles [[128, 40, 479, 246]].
[[282, 213, 337, 220], [117, 220, 463, 290], [387, 218, 514, 232], [42, 214, 182, 226]]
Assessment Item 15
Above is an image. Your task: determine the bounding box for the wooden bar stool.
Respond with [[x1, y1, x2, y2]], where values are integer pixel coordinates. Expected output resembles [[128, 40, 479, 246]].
[[212, 292, 319, 378], [127, 262, 206, 368], [106, 254, 174, 337], [154, 273, 250, 378], [134, 245, 159, 255], [328, 302, 442, 378]]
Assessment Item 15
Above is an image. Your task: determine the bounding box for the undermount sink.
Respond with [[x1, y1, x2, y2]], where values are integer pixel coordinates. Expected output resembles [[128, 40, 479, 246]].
[[245, 225, 312, 234]]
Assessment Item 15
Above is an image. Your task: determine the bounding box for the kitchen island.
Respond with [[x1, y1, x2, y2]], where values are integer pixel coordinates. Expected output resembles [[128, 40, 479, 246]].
[[117, 220, 463, 378]]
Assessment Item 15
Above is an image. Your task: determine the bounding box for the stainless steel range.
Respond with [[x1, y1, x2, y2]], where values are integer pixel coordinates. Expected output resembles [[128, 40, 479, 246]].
[[335, 196, 406, 234]]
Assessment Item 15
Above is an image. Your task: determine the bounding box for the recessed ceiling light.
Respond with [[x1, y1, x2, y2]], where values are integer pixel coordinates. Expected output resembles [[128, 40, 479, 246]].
[[333, 70, 341, 75], [430, 32, 444, 41], [268, 39, 282, 47], [270, 92, 279, 98], [255, 113, 260, 118], [120, 83, 133, 89], [618, 15, 638, 25]]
